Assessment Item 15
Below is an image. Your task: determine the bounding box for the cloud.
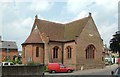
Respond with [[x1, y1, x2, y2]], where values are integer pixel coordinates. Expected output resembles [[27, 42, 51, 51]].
[[98, 23, 118, 47], [0, 0, 54, 14], [2, 16, 34, 50], [94, 0, 119, 10], [3, 17, 33, 38], [0, 0, 13, 2], [66, 0, 94, 14], [73, 10, 88, 20], [66, 0, 119, 14], [29, 0, 54, 12], [0, 0, 69, 2], [0, 11, 3, 35], [21, 17, 33, 29]]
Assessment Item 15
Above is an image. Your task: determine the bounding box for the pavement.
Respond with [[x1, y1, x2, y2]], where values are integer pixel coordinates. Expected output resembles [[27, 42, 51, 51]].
[[45, 64, 118, 75], [71, 64, 118, 75]]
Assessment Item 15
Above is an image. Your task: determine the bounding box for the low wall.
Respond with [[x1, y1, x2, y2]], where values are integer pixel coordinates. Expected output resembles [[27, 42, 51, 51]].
[[1, 65, 44, 77]]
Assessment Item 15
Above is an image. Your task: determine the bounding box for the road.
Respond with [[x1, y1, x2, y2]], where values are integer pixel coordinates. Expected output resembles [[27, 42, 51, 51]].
[[45, 64, 118, 75]]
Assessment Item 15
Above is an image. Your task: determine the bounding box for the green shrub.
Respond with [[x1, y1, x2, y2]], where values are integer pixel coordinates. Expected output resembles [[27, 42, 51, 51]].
[[44, 65, 48, 72]]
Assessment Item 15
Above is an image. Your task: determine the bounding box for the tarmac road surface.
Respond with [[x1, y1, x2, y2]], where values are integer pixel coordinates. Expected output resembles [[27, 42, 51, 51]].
[[45, 64, 118, 75]]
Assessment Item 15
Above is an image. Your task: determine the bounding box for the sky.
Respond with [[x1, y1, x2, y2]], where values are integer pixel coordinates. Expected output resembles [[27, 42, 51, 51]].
[[0, 0, 119, 51]]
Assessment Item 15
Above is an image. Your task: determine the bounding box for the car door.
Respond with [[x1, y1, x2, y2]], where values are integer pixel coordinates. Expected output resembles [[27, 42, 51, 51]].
[[59, 64, 67, 72]]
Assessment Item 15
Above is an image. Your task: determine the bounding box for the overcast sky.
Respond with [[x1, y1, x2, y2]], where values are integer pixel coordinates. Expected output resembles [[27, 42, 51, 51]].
[[0, 0, 119, 51]]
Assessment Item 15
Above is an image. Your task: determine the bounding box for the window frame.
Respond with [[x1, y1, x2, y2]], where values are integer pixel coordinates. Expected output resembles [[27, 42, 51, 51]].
[[66, 46, 72, 59], [36, 47, 39, 57], [86, 45, 95, 59], [53, 46, 59, 59]]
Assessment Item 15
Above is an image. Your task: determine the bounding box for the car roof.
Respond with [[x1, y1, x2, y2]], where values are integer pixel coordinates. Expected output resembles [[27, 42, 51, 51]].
[[2, 62, 13, 63]]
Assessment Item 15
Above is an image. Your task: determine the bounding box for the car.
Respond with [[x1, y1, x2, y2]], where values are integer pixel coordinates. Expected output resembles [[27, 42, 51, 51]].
[[111, 66, 120, 77], [1, 62, 14, 66], [48, 63, 74, 73], [105, 57, 112, 65], [105, 59, 109, 65]]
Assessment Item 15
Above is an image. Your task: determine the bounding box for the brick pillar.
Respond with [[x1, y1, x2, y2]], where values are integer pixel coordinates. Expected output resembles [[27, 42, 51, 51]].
[[40, 32, 50, 64], [44, 43, 49, 64], [44, 43, 53, 64]]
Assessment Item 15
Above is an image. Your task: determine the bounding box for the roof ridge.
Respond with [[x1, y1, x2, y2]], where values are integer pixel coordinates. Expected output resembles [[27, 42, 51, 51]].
[[65, 16, 90, 25], [37, 18, 64, 25], [1, 40, 16, 42], [36, 16, 91, 25]]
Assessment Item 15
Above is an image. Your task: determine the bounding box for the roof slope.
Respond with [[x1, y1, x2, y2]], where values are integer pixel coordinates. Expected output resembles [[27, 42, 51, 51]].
[[23, 26, 43, 44], [36, 19, 65, 41], [23, 15, 91, 44], [64, 17, 89, 41], [0, 41, 17, 49]]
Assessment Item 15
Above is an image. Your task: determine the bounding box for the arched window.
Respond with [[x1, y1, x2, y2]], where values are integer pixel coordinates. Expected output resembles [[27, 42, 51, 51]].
[[53, 46, 59, 59], [67, 46, 72, 59], [86, 45, 95, 59], [36, 47, 39, 57]]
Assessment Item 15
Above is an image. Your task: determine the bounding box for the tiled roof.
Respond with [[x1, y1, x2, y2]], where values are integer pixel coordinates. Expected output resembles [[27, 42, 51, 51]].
[[36, 19, 65, 41], [23, 15, 91, 44], [64, 17, 89, 41], [0, 41, 18, 49], [23, 26, 43, 44]]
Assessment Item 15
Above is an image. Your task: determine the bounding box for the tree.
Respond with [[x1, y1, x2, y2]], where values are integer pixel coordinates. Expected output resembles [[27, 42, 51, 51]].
[[12, 55, 22, 64], [110, 31, 120, 57], [13, 55, 17, 61]]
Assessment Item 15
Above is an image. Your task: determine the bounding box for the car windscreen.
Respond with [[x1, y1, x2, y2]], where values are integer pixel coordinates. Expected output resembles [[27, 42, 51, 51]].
[[60, 64, 65, 68], [4, 63, 8, 65]]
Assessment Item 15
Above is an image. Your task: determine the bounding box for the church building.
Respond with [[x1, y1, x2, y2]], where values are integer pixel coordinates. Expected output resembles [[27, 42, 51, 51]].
[[22, 13, 105, 70]]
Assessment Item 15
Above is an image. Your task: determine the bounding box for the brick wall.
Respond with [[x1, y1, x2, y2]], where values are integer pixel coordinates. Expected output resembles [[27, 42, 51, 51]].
[[22, 44, 44, 64], [0, 49, 18, 62], [48, 42, 62, 63], [75, 18, 105, 70], [64, 42, 77, 70]]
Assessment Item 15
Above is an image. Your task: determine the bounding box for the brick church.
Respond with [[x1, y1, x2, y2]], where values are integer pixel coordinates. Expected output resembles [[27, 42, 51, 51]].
[[22, 13, 105, 70]]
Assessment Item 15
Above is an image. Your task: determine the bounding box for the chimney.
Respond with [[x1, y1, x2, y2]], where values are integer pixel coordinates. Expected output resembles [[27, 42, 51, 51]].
[[89, 12, 92, 17], [35, 15, 38, 19]]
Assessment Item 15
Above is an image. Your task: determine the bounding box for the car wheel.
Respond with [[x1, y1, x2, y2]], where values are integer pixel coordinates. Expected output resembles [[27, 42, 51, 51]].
[[67, 70, 72, 73], [49, 71, 52, 73], [51, 70, 56, 73]]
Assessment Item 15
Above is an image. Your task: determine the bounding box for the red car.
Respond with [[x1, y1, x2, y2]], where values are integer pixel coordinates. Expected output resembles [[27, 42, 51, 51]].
[[48, 63, 74, 73]]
